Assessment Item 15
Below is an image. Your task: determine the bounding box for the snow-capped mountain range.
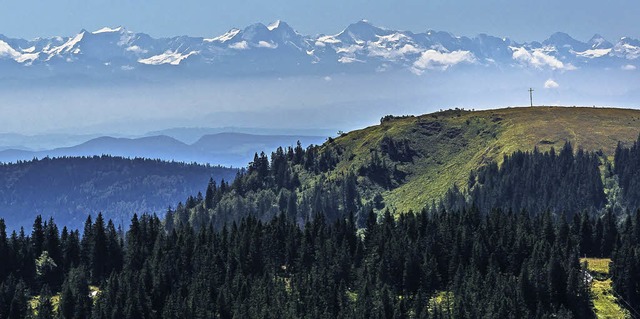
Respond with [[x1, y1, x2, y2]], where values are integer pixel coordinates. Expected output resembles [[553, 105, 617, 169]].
[[0, 20, 638, 78]]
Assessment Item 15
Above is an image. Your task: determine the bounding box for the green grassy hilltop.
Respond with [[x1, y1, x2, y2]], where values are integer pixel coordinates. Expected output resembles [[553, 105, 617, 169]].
[[323, 106, 640, 213]]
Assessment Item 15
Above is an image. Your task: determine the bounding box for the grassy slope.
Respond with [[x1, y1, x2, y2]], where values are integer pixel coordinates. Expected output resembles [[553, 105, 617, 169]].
[[581, 258, 630, 318], [323, 107, 640, 213]]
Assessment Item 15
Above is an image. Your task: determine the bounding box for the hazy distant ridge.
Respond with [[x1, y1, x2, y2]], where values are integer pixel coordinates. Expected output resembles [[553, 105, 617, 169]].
[[0, 133, 327, 168]]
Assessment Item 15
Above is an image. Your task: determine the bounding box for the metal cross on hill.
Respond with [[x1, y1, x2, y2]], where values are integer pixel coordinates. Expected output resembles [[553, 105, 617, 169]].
[[529, 88, 534, 107]]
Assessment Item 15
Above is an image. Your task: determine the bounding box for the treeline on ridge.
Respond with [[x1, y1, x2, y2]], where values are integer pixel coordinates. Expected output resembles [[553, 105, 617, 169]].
[[168, 141, 370, 230], [167, 135, 420, 231], [0, 155, 237, 230], [170, 136, 636, 234]]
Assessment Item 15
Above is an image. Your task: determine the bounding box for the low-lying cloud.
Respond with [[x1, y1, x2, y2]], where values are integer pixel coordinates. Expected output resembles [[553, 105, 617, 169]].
[[511, 47, 576, 71], [412, 50, 476, 73], [544, 79, 560, 89]]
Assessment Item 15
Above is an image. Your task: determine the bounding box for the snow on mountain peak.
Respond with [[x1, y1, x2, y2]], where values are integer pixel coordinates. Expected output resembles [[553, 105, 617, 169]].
[[267, 20, 282, 31], [0, 21, 636, 75], [205, 28, 241, 43], [619, 37, 640, 46], [0, 40, 20, 58], [93, 26, 125, 34], [138, 50, 198, 65], [267, 20, 297, 36], [45, 31, 85, 57], [0, 40, 39, 63], [614, 37, 640, 60]]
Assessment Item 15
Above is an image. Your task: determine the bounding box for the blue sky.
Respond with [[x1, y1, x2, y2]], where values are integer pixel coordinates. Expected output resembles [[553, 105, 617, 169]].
[[1, 0, 638, 41]]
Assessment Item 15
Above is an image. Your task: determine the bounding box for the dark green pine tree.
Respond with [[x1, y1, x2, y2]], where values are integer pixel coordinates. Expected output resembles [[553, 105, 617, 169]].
[[58, 268, 91, 319], [32, 215, 45, 258], [600, 209, 617, 258], [35, 285, 55, 319], [61, 228, 81, 273], [0, 219, 8, 282], [7, 280, 28, 319], [287, 191, 298, 221], [58, 283, 75, 319], [42, 218, 63, 289], [205, 178, 216, 209], [90, 213, 108, 284], [80, 216, 93, 269], [579, 211, 594, 257], [105, 220, 123, 276]]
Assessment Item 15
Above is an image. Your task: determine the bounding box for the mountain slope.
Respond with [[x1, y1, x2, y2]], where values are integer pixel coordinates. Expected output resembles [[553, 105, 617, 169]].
[[318, 106, 640, 213]]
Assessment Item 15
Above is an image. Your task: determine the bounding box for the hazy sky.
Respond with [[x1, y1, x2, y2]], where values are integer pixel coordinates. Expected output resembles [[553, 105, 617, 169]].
[[0, 0, 638, 41]]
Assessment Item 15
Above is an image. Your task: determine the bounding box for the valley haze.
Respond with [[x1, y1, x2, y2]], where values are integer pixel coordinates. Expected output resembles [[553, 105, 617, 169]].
[[0, 133, 328, 168]]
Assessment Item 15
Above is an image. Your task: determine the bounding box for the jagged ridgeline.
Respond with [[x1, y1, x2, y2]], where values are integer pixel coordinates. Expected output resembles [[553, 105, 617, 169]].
[[170, 107, 640, 228]]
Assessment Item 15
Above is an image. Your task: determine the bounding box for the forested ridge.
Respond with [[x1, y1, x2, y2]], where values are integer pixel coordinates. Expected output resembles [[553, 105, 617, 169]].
[[0, 156, 237, 230]]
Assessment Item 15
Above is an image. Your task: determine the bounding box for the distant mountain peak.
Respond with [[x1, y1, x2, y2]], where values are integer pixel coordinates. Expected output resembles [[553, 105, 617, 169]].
[[588, 34, 612, 49], [346, 19, 380, 31], [354, 19, 374, 27], [542, 32, 589, 52], [544, 32, 578, 44], [338, 19, 389, 42], [241, 23, 271, 42], [244, 23, 269, 32]]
